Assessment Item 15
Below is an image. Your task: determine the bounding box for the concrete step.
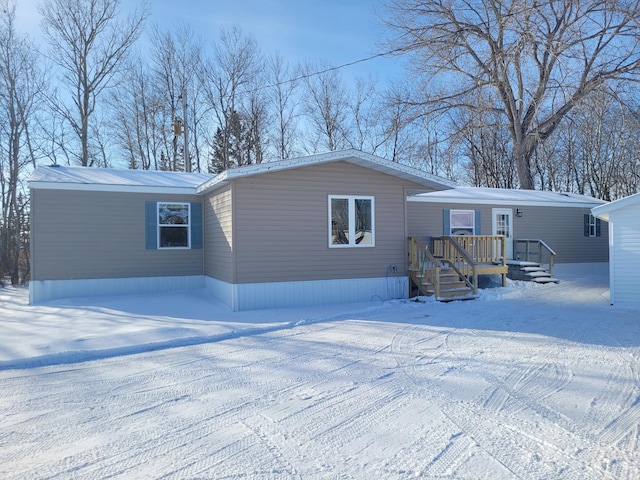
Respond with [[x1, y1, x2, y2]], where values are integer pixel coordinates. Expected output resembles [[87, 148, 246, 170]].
[[520, 266, 546, 272], [533, 277, 560, 284], [506, 258, 559, 284], [506, 260, 540, 267], [526, 271, 553, 278]]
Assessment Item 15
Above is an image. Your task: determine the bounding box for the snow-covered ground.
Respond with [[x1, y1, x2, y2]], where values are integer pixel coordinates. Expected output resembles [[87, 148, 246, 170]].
[[1, 275, 639, 479]]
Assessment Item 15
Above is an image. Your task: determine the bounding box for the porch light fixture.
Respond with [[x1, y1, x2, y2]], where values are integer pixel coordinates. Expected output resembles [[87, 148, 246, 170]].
[[516, 208, 523, 217]]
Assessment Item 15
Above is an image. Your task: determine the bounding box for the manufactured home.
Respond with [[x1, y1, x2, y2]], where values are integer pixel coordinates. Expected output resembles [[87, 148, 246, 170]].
[[29, 150, 455, 310], [29, 150, 610, 310], [592, 193, 640, 307]]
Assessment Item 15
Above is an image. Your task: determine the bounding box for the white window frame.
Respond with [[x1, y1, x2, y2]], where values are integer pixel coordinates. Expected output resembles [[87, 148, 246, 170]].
[[328, 195, 375, 248], [450, 209, 475, 235], [158, 202, 191, 249]]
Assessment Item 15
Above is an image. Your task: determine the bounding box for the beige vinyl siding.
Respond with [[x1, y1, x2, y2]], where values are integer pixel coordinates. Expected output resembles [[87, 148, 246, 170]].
[[407, 201, 608, 263], [232, 161, 428, 284], [31, 189, 203, 281], [204, 183, 234, 282]]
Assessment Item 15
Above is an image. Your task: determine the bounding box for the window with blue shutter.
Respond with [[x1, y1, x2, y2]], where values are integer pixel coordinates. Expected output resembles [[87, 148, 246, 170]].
[[145, 201, 203, 249], [584, 214, 601, 237]]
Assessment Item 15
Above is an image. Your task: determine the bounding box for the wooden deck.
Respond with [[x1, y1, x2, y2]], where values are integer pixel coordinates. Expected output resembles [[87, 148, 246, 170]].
[[408, 236, 508, 301]]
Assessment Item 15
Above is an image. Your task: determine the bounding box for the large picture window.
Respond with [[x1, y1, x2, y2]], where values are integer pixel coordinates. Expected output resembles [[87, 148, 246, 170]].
[[329, 196, 374, 247], [158, 202, 190, 248]]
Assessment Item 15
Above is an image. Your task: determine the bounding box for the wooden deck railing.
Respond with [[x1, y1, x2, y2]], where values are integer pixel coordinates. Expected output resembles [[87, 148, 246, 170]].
[[409, 236, 479, 295], [411, 235, 508, 293], [433, 236, 479, 294], [433, 235, 507, 266], [408, 237, 444, 298], [514, 239, 557, 274]]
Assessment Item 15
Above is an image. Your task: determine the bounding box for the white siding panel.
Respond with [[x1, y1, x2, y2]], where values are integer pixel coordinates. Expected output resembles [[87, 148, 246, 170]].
[[232, 276, 408, 311], [30, 275, 205, 303], [611, 206, 640, 305], [204, 275, 234, 309]]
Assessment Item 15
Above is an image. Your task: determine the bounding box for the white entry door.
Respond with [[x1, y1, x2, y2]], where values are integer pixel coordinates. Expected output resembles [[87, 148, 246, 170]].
[[492, 208, 513, 259]]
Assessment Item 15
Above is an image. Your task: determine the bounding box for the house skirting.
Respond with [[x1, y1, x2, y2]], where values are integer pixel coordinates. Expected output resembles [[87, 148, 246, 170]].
[[205, 276, 408, 311], [551, 262, 609, 277], [30, 275, 408, 311], [29, 275, 206, 304]]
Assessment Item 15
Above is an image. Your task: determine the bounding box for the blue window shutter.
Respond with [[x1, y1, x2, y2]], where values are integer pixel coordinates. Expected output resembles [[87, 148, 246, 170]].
[[145, 201, 157, 249], [443, 209, 450, 235], [584, 214, 590, 237], [475, 210, 482, 235], [190, 202, 203, 249], [596, 218, 602, 237]]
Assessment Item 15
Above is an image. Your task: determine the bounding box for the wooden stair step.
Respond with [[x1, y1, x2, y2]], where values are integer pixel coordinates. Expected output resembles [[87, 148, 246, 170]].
[[437, 287, 474, 296], [437, 294, 478, 302], [422, 284, 468, 292]]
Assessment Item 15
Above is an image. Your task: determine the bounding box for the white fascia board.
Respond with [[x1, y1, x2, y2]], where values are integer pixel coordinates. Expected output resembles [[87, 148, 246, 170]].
[[407, 195, 602, 208], [591, 207, 610, 222], [197, 151, 355, 194], [29, 181, 198, 195], [592, 192, 640, 221]]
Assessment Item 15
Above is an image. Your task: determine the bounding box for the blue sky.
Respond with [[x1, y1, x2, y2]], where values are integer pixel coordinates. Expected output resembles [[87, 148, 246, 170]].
[[15, 0, 404, 85]]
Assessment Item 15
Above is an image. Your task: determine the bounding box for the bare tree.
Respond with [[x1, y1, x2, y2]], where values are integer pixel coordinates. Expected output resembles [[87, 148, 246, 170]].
[[382, 0, 640, 189], [242, 89, 269, 165], [449, 103, 518, 188], [530, 138, 566, 192], [540, 88, 640, 200], [39, 0, 147, 166], [302, 60, 351, 152], [109, 57, 162, 170], [201, 26, 262, 172], [0, 1, 46, 284], [349, 76, 387, 154], [378, 82, 419, 162], [266, 54, 301, 159], [147, 24, 203, 172]]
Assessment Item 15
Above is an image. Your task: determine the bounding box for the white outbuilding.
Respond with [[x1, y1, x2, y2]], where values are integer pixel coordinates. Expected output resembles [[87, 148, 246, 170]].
[[592, 193, 640, 306]]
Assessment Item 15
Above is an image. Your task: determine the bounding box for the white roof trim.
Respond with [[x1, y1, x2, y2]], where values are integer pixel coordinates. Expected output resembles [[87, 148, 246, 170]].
[[197, 149, 455, 194], [592, 192, 640, 221], [409, 186, 605, 208], [30, 182, 199, 195], [29, 164, 212, 194], [29, 150, 455, 195]]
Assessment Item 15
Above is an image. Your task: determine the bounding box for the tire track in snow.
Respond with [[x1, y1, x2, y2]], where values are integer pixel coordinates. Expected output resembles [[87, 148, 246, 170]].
[[241, 414, 303, 480], [1, 322, 398, 479], [389, 325, 491, 476], [389, 323, 625, 480]]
